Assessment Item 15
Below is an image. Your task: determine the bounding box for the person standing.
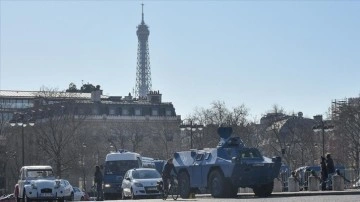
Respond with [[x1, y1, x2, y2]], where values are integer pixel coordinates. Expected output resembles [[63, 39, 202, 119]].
[[326, 153, 335, 175], [94, 165, 103, 201], [325, 153, 335, 190], [320, 156, 328, 191]]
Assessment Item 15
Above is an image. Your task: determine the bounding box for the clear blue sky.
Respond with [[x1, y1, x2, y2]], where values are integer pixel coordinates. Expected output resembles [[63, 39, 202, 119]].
[[1, 0, 359, 121]]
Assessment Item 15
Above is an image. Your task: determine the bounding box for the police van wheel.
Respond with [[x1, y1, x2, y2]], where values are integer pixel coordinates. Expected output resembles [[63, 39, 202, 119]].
[[209, 170, 226, 198], [178, 171, 190, 199]]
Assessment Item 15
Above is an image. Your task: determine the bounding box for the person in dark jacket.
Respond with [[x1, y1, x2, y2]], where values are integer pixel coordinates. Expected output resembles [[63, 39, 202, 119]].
[[162, 158, 178, 192], [326, 153, 335, 175], [326, 153, 335, 190], [94, 165, 103, 201], [320, 156, 328, 190]]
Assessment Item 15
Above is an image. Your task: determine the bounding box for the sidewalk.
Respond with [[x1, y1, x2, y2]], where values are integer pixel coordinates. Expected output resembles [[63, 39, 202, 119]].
[[196, 189, 360, 198], [271, 189, 360, 197]]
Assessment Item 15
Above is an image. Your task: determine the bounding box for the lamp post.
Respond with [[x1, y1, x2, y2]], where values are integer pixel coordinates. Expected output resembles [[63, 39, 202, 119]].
[[82, 143, 87, 191], [179, 119, 204, 149], [9, 112, 35, 166], [313, 115, 334, 157]]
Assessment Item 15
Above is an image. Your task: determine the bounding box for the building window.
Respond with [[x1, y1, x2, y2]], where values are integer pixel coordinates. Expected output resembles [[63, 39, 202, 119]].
[[92, 108, 98, 115], [152, 109, 158, 116], [135, 108, 141, 116], [123, 109, 129, 115], [109, 107, 116, 115], [166, 110, 172, 116]]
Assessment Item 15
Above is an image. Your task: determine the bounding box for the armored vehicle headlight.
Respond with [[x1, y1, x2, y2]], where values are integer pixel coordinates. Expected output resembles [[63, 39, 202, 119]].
[[104, 184, 111, 188]]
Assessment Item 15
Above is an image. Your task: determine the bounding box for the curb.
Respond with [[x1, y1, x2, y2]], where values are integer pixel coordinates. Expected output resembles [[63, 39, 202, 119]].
[[195, 189, 360, 198]]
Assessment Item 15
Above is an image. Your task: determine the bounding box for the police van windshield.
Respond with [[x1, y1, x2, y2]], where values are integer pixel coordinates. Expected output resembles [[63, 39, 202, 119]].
[[105, 160, 140, 175]]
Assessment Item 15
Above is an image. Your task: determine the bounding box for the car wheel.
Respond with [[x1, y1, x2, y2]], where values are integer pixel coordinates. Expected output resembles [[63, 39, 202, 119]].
[[130, 188, 136, 200], [80, 196, 84, 201], [121, 190, 126, 200], [70, 192, 74, 201]]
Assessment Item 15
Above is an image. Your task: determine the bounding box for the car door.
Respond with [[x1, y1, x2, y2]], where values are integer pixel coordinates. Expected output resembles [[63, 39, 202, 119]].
[[121, 171, 131, 196], [62, 180, 72, 197], [17, 168, 25, 198], [190, 153, 204, 187]]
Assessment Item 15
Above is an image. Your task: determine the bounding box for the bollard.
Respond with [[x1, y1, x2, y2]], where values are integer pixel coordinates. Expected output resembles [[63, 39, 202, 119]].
[[288, 176, 299, 192], [332, 174, 344, 191], [308, 175, 319, 191], [273, 178, 282, 192]]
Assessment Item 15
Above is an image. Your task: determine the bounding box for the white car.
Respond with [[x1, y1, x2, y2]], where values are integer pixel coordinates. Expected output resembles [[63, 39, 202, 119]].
[[73, 187, 88, 201], [121, 168, 162, 199], [15, 165, 67, 202], [60, 179, 74, 201]]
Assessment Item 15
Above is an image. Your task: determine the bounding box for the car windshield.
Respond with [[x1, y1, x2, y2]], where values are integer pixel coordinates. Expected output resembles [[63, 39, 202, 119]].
[[26, 169, 54, 178], [132, 170, 161, 179]]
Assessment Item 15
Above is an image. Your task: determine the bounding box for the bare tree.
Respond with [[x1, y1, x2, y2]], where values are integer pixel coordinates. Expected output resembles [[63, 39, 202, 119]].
[[188, 101, 251, 148], [32, 89, 90, 178], [333, 101, 360, 170]]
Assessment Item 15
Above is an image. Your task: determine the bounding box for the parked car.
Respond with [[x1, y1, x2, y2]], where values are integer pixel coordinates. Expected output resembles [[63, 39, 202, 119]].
[[15, 165, 68, 202], [59, 179, 74, 201], [0, 194, 15, 202], [73, 187, 89, 201], [121, 168, 162, 199], [352, 178, 360, 188]]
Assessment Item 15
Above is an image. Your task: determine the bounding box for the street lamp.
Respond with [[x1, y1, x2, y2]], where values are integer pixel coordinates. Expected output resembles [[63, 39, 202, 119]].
[[9, 112, 35, 166], [82, 143, 87, 191], [313, 115, 334, 157], [179, 119, 204, 149]]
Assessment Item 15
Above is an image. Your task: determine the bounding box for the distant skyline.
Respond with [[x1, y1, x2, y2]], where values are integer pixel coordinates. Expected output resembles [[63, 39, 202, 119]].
[[1, 1, 359, 121]]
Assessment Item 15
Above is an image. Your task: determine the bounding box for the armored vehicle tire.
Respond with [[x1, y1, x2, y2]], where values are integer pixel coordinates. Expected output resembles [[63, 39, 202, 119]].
[[178, 171, 191, 199], [253, 182, 274, 197], [209, 170, 226, 198], [225, 184, 238, 198]]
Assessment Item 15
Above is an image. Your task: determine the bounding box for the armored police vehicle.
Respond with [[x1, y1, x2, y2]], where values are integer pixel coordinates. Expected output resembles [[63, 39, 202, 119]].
[[173, 127, 282, 198]]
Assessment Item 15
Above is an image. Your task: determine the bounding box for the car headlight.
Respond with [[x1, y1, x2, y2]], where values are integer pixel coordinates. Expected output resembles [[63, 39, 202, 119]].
[[31, 183, 37, 189], [134, 182, 143, 187], [55, 180, 61, 189], [104, 184, 111, 188]]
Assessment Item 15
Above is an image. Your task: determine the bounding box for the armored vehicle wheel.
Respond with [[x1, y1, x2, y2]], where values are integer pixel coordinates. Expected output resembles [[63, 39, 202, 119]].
[[253, 182, 274, 197], [209, 170, 226, 198], [225, 184, 238, 198], [178, 171, 190, 199]]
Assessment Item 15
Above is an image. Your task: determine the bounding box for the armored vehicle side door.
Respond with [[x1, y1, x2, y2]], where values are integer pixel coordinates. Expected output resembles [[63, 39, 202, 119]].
[[190, 152, 205, 187]]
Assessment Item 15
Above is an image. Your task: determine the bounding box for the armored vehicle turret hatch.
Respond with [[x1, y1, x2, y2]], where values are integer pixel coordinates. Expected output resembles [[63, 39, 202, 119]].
[[173, 126, 282, 198]]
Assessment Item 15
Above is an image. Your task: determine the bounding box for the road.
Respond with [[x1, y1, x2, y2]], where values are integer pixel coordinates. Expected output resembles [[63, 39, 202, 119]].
[[101, 194, 360, 202]]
